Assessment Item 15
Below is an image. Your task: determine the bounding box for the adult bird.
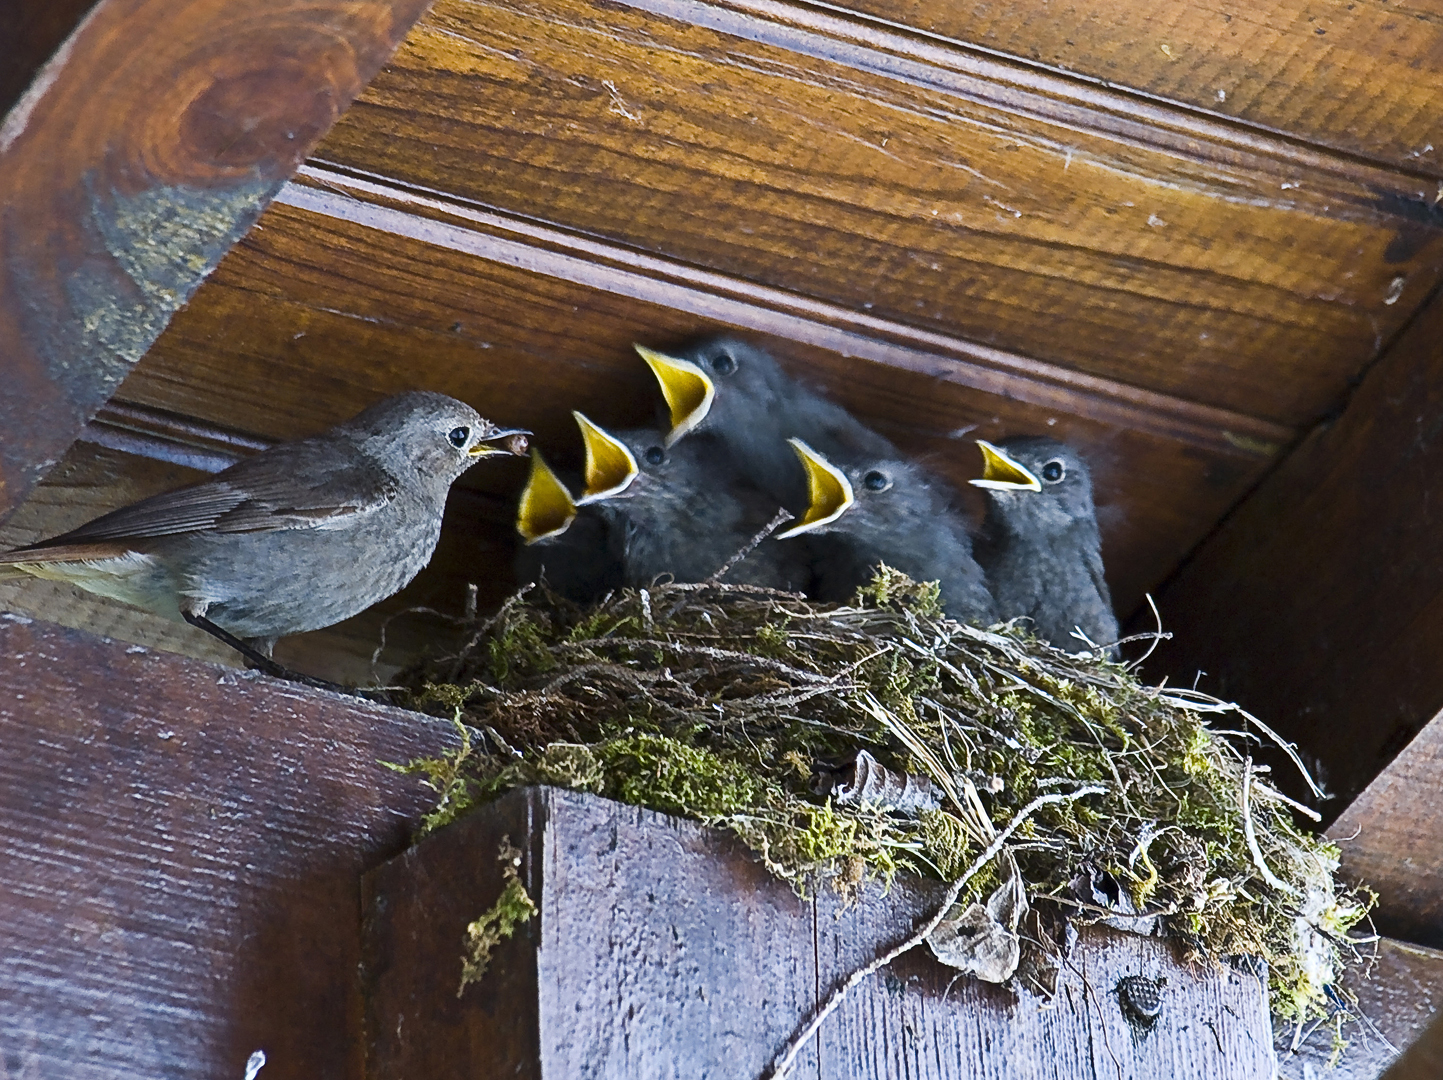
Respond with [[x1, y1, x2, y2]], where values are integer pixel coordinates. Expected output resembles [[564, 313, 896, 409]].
[[970, 437, 1118, 656], [0, 392, 528, 684], [780, 439, 995, 624]]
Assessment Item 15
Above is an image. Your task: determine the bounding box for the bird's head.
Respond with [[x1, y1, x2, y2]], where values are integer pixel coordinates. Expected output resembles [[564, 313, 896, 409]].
[[776, 439, 943, 542], [970, 437, 1097, 532], [344, 391, 530, 483], [635, 336, 792, 446]]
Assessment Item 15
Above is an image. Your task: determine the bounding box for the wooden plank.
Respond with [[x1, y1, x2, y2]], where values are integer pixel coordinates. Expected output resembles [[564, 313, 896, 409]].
[[1151, 290, 1443, 813], [364, 785, 1275, 1078], [311, 0, 1443, 427], [1330, 704, 1443, 948], [113, 197, 1279, 619], [835, 0, 1443, 177], [0, 613, 456, 1080], [0, 0, 434, 523]]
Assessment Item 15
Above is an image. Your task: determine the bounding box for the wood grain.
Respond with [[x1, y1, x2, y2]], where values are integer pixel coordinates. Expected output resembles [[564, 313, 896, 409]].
[[314, 0, 1443, 427], [0, 613, 457, 1080], [0, 0, 434, 523], [364, 785, 1275, 1079], [1151, 290, 1443, 814], [834, 0, 1443, 177], [114, 197, 1280, 619]]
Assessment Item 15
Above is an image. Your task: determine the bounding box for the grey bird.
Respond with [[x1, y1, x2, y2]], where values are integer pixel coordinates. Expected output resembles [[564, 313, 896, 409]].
[[511, 421, 625, 605], [969, 437, 1118, 655], [0, 392, 529, 683], [514, 413, 806, 594], [780, 440, 996, 623], [636, 336, 895, 515], [637, 336, 992, 620]]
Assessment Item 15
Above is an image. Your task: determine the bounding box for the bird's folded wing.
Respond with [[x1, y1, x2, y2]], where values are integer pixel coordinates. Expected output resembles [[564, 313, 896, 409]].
[[0, 440, 397, 563]]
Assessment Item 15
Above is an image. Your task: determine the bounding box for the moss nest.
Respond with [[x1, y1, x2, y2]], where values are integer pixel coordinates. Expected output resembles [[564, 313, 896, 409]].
[[387, 567, 1372, 1037]]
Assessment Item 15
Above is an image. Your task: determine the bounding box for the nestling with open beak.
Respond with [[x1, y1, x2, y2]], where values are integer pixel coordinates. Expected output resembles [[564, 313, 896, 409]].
[[636, 336, 895, 515], [779, 439, 996, 623], [970, 436, 1118, 656], [516, 411, 809, 592], [0, 392, 530, 682]]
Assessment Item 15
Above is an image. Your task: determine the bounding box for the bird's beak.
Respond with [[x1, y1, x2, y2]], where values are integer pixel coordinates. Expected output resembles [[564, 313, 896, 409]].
[[635, 344, 715, 447], [776, 438, 854, 539], [471, 427, 532, 458], [572, 411, 639, 503], [969, 440, 1040, 492], [516, 449, 577, 543]]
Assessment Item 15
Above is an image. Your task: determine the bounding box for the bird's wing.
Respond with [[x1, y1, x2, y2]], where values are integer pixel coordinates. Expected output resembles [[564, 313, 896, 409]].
[[1085, 542, 1114, 609], [1, 440, 397, 562]]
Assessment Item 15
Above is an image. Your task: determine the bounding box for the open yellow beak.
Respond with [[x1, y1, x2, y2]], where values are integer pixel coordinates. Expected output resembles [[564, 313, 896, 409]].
[[516, 449, 578, 544], [776, 439, 855, 539], [970, 440, 1040, 492], [573, 411, 639, 503], [635, 343, 715, 447]]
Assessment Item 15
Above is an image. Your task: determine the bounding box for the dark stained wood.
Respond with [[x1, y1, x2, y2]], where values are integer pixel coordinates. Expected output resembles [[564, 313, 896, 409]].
[[1330, 702, 1443, 949], [0, 0, 100, 119], [364, 785, 1275, 1079], [834, 0, 1443, 177], [0, 613, 457, 1080], [0, 0, 435, 523], [314, 0, 1443, 427], [113, 196, 1279, 619], [1152, 290, 1443, 814]]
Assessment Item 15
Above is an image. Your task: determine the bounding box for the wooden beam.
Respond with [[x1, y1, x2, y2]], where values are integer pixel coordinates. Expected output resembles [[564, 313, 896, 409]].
[[833, 0, 1443, 177], [0, 0, 98, 118], [1152, 290, 1443, 813], [0, 612, 455, 1079], [365, 785, 1276, 1078], [0, 0, 434, 522]]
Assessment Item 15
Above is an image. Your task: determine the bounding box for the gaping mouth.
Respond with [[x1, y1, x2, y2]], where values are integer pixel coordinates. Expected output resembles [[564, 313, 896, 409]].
[[969, 440, 1041, 492], [572, 411, 639, 503], [776, 439, 855, 538], [470, 427, 532, 457], [635, 344, 715, 446], [515, 448, 578, 543]]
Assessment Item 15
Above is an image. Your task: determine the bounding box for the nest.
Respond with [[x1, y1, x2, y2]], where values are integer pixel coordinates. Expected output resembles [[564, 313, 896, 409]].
[[389, 568, 1372, 1041]]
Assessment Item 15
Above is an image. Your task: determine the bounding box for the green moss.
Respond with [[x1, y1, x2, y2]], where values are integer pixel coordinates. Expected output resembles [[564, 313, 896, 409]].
[[457, 837, 538, 995], [391, 572, 1373, 1035]]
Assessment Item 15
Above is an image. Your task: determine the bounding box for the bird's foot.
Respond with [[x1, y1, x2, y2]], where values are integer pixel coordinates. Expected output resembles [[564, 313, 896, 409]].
[[181, 612, 362, 697]]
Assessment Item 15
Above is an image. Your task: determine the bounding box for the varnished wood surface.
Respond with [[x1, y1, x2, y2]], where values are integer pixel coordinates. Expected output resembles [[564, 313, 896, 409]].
[[315, 0, 1442, 428], [1153, 290, 1443, 814], [834, 0, 1443, 177], [113, 197, 1278, 619], [0, 613, 456, 1080], [0, 0, 434, 523], [366, 786, 1275, 1079]]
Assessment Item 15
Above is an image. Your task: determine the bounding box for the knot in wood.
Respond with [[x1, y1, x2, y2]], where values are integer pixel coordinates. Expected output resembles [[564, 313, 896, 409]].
[[1115, 974, 1165, 1026]]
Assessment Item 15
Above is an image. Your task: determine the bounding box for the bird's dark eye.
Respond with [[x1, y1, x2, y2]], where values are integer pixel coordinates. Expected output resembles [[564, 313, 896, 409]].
[[644, 445, 666, 466], [711, 351, 738, 376], [1041, 459, 1065, 483], [863, 470, 891, 492], [448, 426, 470, 448]]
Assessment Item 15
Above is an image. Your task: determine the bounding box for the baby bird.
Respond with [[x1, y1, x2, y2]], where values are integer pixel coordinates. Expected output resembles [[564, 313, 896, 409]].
[[780, 440, 995, 624], [970, 437, 1118, 655]]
